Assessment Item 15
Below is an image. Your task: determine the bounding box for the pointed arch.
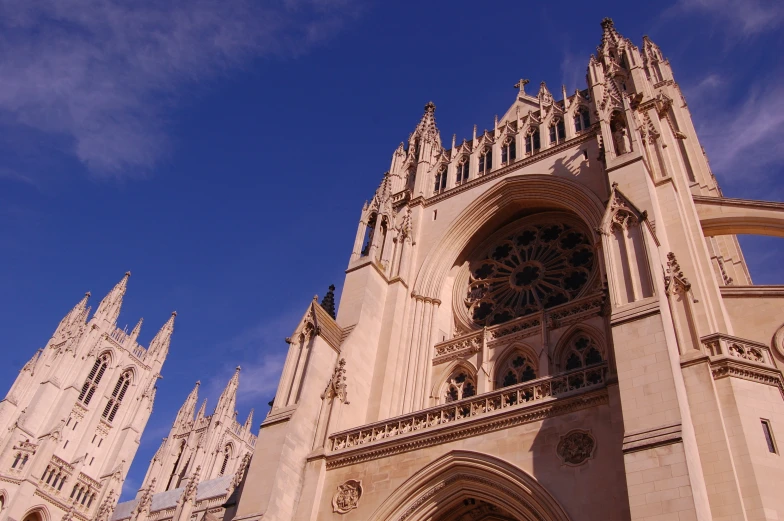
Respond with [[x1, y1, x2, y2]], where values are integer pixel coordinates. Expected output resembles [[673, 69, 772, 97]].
[[433, 360, 478, 404], [21, 506, 50, 521], [413, 175, 605, 301], [493, 343, 539, 389], [552, 323, 607, 373], [367, 451, 572, 521]]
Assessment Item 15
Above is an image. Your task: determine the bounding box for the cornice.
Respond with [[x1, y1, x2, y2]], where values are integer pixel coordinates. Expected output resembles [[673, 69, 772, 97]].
[[325, 389, 608, 469], [720, 285, 784, 298], [710, 358, 784, 399]]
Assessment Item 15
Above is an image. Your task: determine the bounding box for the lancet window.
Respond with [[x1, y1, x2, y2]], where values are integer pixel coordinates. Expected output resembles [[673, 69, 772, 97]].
[[443, 370, 476, 403], [501, 138, 516, 164], [219, 444, 232, 476], [456, 157, 469, 185], [166, 441, 186, 491], [563, 334, 604, 370], [10, 452, 28, 470], [78, 353, 110, 406], [434, 165, 448, 195], [549, 119, 566, 145], [574, 107, 591, 133], [102, 370, 132, 422], [524, 128, 540, 155], [478, 148, 492, 175], [496, 352, 537, 388], [360, 214, 377, 257]]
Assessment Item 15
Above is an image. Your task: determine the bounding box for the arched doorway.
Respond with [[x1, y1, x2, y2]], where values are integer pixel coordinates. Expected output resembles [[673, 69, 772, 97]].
[[368, 451, 571, 521], [22, 508, 46, 521]]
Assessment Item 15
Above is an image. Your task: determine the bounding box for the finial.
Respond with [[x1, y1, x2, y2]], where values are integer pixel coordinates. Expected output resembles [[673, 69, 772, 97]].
[[236, 366, 241, 372], [171, 311, 177, 317], [313, 294, 319, 302], [320, 284, 337, 319], [124, 271, 131, 277], [452, 134, 456, 149], [85, 291, 91, 298], [514, 78, 530, 94], [196, 380, 201, 386], [601, 17, 614, 30], [424, 101, 436, 113]]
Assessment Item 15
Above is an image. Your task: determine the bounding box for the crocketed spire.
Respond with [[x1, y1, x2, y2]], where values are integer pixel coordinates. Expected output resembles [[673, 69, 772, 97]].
[[94, 272, 130, 326], [147, 311, 176, 364], [174, 381, 200, 428], [320, 284, 336, 319], [215, 366, 241, 417]]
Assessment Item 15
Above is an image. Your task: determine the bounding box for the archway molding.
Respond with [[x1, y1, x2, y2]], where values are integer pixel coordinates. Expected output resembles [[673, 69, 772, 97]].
[[367, 450, 571, 521], [413, 174, 605, 301], [21, 505, 50, 521]]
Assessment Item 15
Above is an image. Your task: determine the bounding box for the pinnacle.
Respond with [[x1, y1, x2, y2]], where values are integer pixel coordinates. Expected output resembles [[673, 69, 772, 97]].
[[424, 101, 436, 113], [320, 284, 337, 319], [601, 17, 614, 30]]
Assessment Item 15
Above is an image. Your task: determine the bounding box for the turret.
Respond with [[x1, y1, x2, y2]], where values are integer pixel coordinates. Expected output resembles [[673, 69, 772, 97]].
[[172, 381, 200, 431], [128, 317, 143, 345], [147, 312, 176, 367], [214, 366, 240, 420], [93, 272, 130, 326]]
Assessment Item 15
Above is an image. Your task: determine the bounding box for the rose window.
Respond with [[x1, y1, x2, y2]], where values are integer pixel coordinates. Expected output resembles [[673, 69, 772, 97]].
[[465, 222, 594, 326]]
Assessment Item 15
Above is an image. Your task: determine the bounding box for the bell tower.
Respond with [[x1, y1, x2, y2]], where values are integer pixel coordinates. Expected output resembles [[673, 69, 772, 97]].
[[0, 273, 175, 521]]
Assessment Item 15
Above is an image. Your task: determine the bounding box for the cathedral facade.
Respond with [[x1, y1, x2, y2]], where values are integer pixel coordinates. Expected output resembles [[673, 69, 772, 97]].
[[225, 18, 784, 521]]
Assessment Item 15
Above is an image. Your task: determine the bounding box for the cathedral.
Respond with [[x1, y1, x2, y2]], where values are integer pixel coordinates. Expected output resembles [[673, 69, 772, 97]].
[[3, 16, 784, 521]]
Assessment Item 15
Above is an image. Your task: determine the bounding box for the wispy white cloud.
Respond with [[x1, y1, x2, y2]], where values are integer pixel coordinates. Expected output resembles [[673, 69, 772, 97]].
[[688, 77, 784, 195], [671, 0, 784, 36], [0, 0, 359, 179], [206, 309, 302, 408], [560, 50, 584, 95]]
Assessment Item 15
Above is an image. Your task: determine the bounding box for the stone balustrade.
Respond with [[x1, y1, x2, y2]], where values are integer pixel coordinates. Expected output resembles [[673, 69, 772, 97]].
[[701, 333, 775, 367], [433, 291, 605, 365], [329, 363, 608, 452]]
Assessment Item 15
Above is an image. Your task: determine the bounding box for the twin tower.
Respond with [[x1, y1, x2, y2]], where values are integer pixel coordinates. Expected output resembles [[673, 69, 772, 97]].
[[0, 273, 255, 521]]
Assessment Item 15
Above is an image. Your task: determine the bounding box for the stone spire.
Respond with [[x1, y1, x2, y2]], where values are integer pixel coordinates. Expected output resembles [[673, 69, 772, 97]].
[[196, 398, 207, 422], [57, 292, 90, 331], [243, 409, 255, 432], [320, 285, 336, 319], [174, 381, 200, 428], [128, 317, 143, 345], [147, 312, 176, 364], [94, 272, 130, 326], [215, 367, 240, 418]]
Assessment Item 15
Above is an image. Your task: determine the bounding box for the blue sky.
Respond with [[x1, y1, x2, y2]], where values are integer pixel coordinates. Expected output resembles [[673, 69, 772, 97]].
[[0, 0, 782, 500]]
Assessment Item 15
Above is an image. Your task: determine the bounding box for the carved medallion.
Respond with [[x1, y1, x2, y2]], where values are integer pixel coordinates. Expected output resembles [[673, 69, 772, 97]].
[[333, 479, 362, 514], [556, 430, 595, 466]]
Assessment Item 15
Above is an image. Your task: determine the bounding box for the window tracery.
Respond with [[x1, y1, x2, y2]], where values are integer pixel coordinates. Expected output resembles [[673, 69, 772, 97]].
[[574, 107, 591, 133], [102, 370, 131, 422], [496, 352, 537, 388], [443, 370, 476, 403], [456, 157, 469, 185], [465, 222, 595, 326], [501, 138, 516, 164], [549, 118, 566, 145], [478, 148, 492, 175], [78, 353, 110, 406], [219, 445, 232, 476], [524, 128, 540, 155], [434, 165, 448, 195], [563, 334, 604, 370]]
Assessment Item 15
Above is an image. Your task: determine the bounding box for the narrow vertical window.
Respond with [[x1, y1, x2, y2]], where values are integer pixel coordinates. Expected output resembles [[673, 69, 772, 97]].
[[103, 370, 132, 422], [456, 158, 469, 185], [762, 419, 777, 454], [220, 445, 232, 476], [79, 354, 110, 406], [11, 453, 21, 469], [501, 139, 516, 164]]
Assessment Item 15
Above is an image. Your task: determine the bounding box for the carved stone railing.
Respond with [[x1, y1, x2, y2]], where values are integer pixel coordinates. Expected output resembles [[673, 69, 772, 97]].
[[329, 363, 608, 452], [434, 292, 605, 365], [702, 333, 775, 367]]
